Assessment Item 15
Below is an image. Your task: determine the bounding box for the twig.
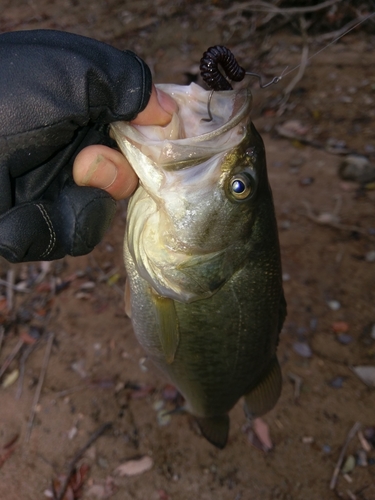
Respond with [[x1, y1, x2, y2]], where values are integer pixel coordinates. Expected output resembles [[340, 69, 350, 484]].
[[357, 430, 372, 453], [0, 433, 19, 469], [287, 372, 302, 401], [16, 342, 38, 400], [6, 268, 15, 312], [302, 201, 371, 236], [330, 421, 361, 490], [311, 15, 373, 43], [54, 384, 88, 398], [0, 339, 24, 379], [25, 333, 54, 443], [53, 422, 112, 500], [277, 15, 309, 115], [0, 326, 4, 358], [0, 278, 30, 293], [221, 0, 340, 16]]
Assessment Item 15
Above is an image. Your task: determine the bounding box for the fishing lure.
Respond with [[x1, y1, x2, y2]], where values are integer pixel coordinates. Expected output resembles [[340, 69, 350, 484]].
[[199, 45, 281, 120], [200, 45, 282, 91]]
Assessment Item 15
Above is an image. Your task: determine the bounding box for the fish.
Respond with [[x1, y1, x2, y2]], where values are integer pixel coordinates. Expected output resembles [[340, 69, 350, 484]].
[[110, 82, 286, 448]]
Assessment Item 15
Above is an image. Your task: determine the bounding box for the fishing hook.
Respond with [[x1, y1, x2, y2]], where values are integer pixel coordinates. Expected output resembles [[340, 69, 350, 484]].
[[200, 45, 281, 122]]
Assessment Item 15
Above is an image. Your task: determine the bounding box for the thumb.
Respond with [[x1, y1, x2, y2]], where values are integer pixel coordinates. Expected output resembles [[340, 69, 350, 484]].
[[73, 144, 138, 200]]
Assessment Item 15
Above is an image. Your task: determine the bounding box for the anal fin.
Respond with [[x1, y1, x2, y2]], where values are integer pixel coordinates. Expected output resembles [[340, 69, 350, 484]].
[[243, 357, 282, 419], [151, 293, 179, 364], [195, 414, 229, 449]]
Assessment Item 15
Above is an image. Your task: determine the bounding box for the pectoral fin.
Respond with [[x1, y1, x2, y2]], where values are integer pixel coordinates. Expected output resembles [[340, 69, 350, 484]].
[[243, 358, 282, 419], [195, 414, 229, 449], [151, 293, 179, 364]]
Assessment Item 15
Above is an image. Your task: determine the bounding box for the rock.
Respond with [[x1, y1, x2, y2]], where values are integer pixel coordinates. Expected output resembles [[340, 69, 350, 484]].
[[292, 342, 312, 358], [339, 155, 375, 184], [327, 300, 341, 311], [352, 366, 375, 387]]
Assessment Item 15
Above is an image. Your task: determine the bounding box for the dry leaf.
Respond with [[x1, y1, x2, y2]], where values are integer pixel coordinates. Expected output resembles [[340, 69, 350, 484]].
[[114, 456, 153, 477], [253, 418, 273, 452], [2, 369, 19, 388]]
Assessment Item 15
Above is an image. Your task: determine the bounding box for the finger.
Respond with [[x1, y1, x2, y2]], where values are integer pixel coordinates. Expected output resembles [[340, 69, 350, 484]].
[[73, 145, 138, 200], [131, 85, 178, 126]]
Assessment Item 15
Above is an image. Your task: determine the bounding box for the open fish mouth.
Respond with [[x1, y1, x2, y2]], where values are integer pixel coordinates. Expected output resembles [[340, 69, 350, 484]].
[[111, 82, 252, 175]]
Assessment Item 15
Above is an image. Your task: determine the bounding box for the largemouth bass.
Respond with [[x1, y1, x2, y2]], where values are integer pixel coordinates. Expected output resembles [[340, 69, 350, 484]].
[[111, 83, 286, 448]]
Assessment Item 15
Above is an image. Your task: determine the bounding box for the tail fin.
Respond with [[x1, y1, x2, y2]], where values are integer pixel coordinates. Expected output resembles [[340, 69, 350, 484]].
[[195, 414, 230, 449]]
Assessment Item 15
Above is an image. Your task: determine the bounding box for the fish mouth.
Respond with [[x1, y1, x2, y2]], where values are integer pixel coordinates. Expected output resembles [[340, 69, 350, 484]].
[[110, 82, 252, 177]]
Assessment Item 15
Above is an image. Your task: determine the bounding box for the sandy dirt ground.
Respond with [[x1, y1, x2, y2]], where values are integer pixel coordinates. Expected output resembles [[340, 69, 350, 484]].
[[0, 1, 374, 499]]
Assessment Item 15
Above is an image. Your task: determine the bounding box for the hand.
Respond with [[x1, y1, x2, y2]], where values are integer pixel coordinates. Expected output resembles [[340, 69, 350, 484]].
[[0, 30, 177, 263], [73, 86, 176, 200]]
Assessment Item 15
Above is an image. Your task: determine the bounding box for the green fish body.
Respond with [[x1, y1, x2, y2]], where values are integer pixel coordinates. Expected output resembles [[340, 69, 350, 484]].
[[111, 83, 286, 448]]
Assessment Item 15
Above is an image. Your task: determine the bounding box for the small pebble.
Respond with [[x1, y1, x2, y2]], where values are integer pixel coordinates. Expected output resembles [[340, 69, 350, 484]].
[[327, 300, 341, 311], [363, 426, 375, 446], [336, 334, 353, 345], [310, 318, 318, 331], [342, 455, 356, 474], [299, 177, 314, 187], [98, 456, 109, 469], [365, 250, 375, 262], [79, 281, 96, 290], [292, 342, 312, 358], [280, 221, 291, 230], [328, 376, 344, 389], [157, 410, 171, 427], [365, 144, 375, 153], [332, 321, 349, 333], [139, 357, 148, 372], [302, 436, 314, 444], [356, 449, 368, 467], [297, 327, 308, 336], [162, 384, 179, 401], [67, 426, 78, 440], [282, 273, 290, 281], [322, 444, 331, 454], [153, 399, 165, 412]]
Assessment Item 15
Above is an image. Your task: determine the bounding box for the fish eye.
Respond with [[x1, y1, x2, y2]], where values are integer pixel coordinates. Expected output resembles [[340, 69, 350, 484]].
[[228, 171, 255, 201]]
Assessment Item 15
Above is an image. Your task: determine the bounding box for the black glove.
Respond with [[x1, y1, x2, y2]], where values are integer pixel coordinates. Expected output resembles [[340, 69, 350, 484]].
[[0, 29, 152, 262]]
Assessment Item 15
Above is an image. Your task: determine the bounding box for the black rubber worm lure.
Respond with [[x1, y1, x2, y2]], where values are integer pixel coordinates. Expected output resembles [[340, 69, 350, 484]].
[[200, 45, 246, 91], [199, 45, 281, 121], [200, 45, 281, 91]]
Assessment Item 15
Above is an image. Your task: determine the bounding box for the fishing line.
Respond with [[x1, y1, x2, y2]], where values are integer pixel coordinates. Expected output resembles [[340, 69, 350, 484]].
[[199, 12, 375, 122], [200, 11, 375, 120], [279, 11, 375, 80]]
